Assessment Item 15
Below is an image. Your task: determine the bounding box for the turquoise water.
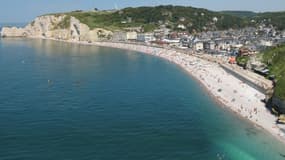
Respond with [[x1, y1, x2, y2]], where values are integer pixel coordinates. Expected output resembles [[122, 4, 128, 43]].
[[0, 38, 284, 160]]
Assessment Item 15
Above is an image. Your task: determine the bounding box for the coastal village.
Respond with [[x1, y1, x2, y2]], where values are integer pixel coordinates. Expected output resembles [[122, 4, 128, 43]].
[[112, 22, 284, 64], [110, 18, 285, 115], [3, 2, 285, 159], [1, 7, 285, 142]]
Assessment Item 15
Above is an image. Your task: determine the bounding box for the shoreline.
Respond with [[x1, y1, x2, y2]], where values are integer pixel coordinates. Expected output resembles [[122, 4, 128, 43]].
[[12, 37, 285, 144]]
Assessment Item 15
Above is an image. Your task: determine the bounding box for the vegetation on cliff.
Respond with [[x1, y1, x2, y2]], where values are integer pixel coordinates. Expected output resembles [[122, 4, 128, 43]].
[[253, 12, 285, 30], [221, 11, 257, 18], [44, 5, 285, 32], [54, 15, 71, 29], [222, 11, 285, 30], [262, 44, 285, 100], [48, 5, 250, 32]]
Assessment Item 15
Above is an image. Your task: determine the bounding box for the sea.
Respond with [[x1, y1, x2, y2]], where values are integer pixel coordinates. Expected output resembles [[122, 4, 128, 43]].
[[0, 36, 285, 159]]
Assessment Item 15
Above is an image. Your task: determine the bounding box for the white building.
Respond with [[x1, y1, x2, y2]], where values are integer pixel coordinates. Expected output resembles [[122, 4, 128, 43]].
[[194, 41, 204, 51], [260, 39, 273, 47], [213, 17, 218, 23], [177, 24, 186, 30], [137, 33, 156, 42], [126, 32, 137, 40]]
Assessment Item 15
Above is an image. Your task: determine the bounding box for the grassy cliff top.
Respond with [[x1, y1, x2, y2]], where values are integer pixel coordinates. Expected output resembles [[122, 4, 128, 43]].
[[43, 6, 285, 32], [262, 44, 285, 100], [46, 5, 250, 32]]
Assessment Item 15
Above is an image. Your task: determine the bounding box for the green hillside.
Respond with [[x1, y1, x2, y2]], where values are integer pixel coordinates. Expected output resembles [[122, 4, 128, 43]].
[[262, 44, 285, 100], [221, 11, 257, 18], [222, 10, 285, 30], [254, 12, 285, 30], [49, 5, 250, 32], [46, 5, 285, 32]]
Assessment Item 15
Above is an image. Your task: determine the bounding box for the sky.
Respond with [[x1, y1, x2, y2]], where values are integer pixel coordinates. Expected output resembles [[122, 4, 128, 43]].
[[0, 0, 285, 23]]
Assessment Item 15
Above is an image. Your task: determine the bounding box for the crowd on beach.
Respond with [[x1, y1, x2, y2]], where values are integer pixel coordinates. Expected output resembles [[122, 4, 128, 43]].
[[93, 41, 285, 142]]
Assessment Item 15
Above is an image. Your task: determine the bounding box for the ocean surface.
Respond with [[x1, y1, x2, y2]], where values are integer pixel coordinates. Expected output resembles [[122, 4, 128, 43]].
[[0, 38, 285, 160]]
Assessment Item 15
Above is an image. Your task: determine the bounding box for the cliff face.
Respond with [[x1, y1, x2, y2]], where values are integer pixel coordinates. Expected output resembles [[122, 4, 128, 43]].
[[1, 27, 27, 37], [1, 15, 112, 42]]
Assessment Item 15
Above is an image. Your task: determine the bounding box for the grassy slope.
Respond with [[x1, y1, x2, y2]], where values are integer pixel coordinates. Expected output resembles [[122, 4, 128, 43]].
[[44, 6, 285, 32], [47, 5, 249, 32], [222, 10, 285, 30], [262, 45, 285, 100], [221, 11, 257, 18], [254, 12, 285, 30]]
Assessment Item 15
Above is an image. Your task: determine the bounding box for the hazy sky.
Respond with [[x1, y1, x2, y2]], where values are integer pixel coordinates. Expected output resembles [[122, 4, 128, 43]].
[[1, 0, 285, 22]]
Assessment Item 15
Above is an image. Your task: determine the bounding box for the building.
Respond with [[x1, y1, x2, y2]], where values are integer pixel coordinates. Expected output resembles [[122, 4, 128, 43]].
[[203, 41, 215, 50], [213, 17, 218, 23], [180, 37, 192, 47], [228, 57, 236, 64], [112, 31, 127, 41], [137, 33, 156, 42], [126, 32, 137, 40], [177, 24, 186, 30], [238, 47, 257, 56], [260, 39, 273, 47], [124, 27, 143, 33], [214, 38, 234, 51], [194, 41, 204, 51]]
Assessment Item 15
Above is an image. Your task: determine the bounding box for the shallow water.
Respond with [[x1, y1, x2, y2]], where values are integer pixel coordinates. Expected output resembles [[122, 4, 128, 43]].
[[0, 38, 284, 160]]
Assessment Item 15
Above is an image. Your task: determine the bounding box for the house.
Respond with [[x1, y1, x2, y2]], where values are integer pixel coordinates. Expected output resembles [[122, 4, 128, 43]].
[[260, 39, 273, 47], [127, 17, 132, 23], [168, 32, 179, 39], [137, 33, 156, 42], [194, 41, 204, 51], [124, 27, 143, 33], [214, 38, 234, 51], [180, 37, 192, 47], [126, 32, 137, 40], [112, 31, 127, 41], [154, 29, 165, 39], [179, 17, 186, 22], [154, 26, 171, 39], [177, 24, 186, 30], [238, 47, 256, 56], [203, 40, 215, 50], [213, 17, 218, 23]]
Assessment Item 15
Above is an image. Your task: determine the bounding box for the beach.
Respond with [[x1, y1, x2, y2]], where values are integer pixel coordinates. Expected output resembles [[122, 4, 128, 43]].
[[89, 41, 285, 142]]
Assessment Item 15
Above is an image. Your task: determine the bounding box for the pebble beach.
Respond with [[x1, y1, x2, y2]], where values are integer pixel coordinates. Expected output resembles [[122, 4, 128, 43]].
[[90, 41, 285, 143]]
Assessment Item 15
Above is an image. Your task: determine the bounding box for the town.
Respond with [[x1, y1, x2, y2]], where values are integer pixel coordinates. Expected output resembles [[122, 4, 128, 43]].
[[111, 23, 285, 75]]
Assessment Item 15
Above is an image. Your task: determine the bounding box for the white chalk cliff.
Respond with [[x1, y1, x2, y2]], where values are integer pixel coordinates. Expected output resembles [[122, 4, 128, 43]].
[[1, 15, 113, 42]]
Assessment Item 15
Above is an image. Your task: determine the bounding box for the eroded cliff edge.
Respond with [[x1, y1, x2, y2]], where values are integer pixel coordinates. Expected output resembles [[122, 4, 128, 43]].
[[0, 15, 113, 42]]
